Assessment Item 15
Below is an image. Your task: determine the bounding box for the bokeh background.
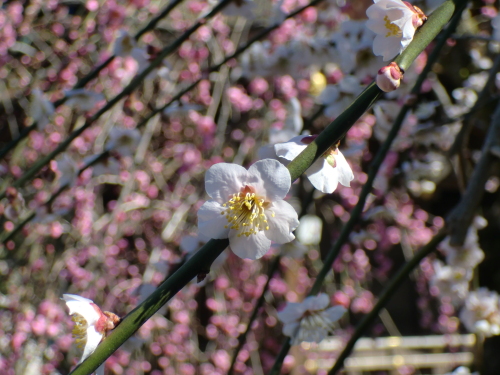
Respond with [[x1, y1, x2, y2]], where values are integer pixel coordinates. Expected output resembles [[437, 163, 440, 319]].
[[1, 0, 500, 374]]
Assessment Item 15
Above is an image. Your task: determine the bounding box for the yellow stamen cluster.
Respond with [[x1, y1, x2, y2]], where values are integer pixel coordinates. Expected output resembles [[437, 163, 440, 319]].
[[71, 314, 88, 350], [221, 191, 273, 237], [384, 15, 402, 37]]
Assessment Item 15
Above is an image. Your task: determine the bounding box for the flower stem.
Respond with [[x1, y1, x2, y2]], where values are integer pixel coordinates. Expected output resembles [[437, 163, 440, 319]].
[[66, 1, 465, 374], [68, 238, 228, 375], [287, 0, 464, 182]]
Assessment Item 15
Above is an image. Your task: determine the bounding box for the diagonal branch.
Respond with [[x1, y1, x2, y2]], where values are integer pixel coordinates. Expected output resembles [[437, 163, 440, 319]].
[[0, 0, 234, 201], [0, 0, 185, 160]]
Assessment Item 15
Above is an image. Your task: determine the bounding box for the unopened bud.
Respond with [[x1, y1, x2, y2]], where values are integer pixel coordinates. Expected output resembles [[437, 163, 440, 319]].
[[403, 2, 427, 28], [376, 62, 404, 93]]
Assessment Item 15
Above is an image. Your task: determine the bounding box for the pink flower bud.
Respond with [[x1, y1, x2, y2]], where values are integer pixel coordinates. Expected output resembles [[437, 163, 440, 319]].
[[376, 62, 404, 92]]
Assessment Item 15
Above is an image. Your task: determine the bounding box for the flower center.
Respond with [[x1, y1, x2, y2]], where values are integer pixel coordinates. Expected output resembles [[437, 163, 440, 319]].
[[221, 185, 273, 237], [71, 314, 88, 350], [323, 145, 339, 168], [384, 16, 402, 37]]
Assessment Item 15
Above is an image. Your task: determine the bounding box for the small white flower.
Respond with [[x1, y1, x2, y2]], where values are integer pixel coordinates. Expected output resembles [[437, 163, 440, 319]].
[[55, 154, 79, 187], [277, 294, 346, 345], [258, 97, 303, 160], [275, 135, 354, 194], [62, 294, 120, 363], [459, 288, 500, 337], [29, 89, 54, 131], [366, 0, 426, 61], [197, 159, 299, 260], [105, 127, 141, 157], [65, 89, 105, 112], [439, 229, 484, 269], [317, 76, 364, 118], [113, 30, 137, 58], [430, 260, 471, 304]]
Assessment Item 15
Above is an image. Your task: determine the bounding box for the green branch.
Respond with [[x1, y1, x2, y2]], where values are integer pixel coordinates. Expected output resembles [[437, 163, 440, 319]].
[[269, 1, 467, 373], [67, 1, 465, 374]]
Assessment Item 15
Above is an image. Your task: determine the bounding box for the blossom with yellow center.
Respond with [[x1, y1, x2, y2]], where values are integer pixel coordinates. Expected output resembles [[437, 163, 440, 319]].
[[197, 159, 299, 260], [366, 0, 427, 61], [62, 294, 120, 364], [275, 135, 354, 194]]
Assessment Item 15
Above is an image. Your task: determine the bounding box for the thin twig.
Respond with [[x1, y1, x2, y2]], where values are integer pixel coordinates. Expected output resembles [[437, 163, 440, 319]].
[[0, 0, 234, 200], [328, 229, 448, 375], [63, 2, 461, 373], [135, 0, 329, 129], [227, 255, 282, 375], [0, 151, 109, 245], [448, 100, 500, 245], [448, 53, 500, 157], [268, 2, 467, 372], [0, 0, 185, 160]]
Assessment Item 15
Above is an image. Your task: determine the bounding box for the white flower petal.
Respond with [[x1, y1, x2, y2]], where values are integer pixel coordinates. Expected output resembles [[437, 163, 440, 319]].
[[305, 159, 340, 194], [80, 326, 104, 363], [282, 321, 300, 337], [229, 231, 272, 260], [335, 151, 354, 187], [323, 305, 347, 322], [248, 159, 291, 201], [197, 200, 230, 239], [303, 294, 330, 311], [277, 303, 306, 323], [275, 135, 308, 161], [265, 200, 299, 243], [205, 163, 249, 202], [62, 294, 101, 325]]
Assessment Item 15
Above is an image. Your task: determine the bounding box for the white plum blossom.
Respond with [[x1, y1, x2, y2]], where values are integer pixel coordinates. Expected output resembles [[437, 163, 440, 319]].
[[258, 97, 303, 160], [430, 260, 472, 304], [197, 159, 299, 260], [113, 29, 138, 58], [366, 0, 426, 61], [439, 228, 485, 269], [317, 76, 364, 118], [459, 288, 500, 337], [105, 127, 141, 157], [277, 293, 346, 345], [62, 294, 120, 363], [29, 89, 54, 131], [65, 89, 105, 112], [275, 135, 354, 194]]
